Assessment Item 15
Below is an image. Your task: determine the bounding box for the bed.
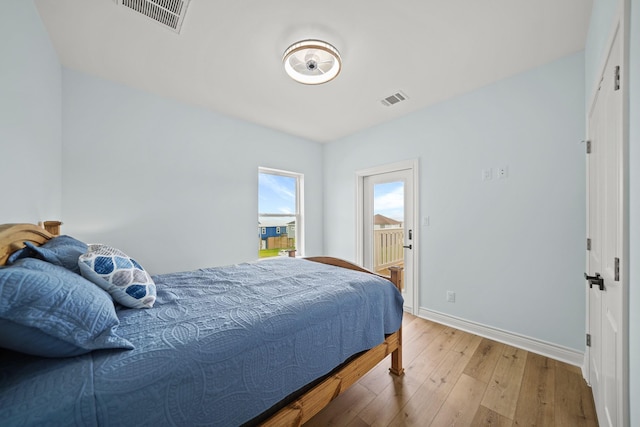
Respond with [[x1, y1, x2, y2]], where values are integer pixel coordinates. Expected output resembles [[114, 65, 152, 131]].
[[0, 223, 404, 426]]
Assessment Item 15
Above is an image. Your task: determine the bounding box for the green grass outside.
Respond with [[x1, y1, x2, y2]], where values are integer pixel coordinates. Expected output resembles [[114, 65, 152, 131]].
[[259, 248, 295, 258]]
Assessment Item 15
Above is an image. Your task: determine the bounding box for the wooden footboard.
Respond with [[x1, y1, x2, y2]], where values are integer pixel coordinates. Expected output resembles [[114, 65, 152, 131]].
[[262, 257, 404, 426]]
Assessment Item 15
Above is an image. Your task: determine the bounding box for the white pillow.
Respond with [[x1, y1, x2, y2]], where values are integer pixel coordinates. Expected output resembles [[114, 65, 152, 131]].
[[78, 244, 156, 309]]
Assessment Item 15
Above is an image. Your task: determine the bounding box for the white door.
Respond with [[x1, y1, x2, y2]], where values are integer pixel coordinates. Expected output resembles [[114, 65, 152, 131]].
[[586, 26, 625, 427], [362, 168, 415, 313]]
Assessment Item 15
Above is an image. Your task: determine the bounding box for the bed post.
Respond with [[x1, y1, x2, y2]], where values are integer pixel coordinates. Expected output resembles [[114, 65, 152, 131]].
[[388, 266, 404, 376]]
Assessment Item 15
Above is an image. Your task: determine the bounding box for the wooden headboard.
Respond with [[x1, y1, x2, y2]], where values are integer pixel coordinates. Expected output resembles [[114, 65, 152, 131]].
[[0, 223, 54, 266]]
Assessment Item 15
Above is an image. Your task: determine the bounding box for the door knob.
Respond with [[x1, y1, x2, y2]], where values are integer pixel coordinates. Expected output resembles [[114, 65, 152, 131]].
[[403, 245, 412, 250], [584, 273, 604, 291]]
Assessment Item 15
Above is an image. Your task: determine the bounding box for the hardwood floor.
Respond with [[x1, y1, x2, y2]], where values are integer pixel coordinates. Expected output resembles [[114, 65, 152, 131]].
[[304, 314, 598, 427]]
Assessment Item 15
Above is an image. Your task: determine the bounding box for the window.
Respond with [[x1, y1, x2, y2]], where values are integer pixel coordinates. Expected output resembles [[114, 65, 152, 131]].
[[258, 167, 303, 258]]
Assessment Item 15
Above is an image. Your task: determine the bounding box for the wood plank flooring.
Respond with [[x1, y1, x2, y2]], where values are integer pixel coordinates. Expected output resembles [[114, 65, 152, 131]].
[[304, 314, 598, 427]]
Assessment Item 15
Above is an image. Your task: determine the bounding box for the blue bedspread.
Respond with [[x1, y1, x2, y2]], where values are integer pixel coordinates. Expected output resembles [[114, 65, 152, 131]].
[[0, 258, 403, 426]]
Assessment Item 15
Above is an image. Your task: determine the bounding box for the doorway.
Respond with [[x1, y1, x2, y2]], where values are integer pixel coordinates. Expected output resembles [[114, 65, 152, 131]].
[[357, 160, 418, 314], [585, 22, 627, 427]]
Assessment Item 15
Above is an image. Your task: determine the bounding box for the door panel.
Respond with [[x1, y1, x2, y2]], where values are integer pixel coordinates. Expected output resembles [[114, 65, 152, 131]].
[[588, 70, 604, 417], [587, 27, 623, 427], [363, 169, 414, 312], [603, 309, 618, 427]]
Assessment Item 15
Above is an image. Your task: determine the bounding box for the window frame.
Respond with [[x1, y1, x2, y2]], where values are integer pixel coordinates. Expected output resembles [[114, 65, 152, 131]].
[[258, 167, 304, 257]]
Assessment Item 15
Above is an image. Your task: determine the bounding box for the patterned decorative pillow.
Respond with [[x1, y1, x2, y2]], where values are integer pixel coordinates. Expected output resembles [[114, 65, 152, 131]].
[[78, 245, 156, 309]]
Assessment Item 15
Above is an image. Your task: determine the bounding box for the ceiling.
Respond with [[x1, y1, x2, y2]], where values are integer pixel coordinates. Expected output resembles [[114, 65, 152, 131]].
[[34, 0, 593, 143]]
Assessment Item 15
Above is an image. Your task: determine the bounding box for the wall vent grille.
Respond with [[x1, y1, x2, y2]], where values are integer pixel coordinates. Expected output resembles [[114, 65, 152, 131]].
[[115, 0, 190, 33], [381, 91, 409, 107]]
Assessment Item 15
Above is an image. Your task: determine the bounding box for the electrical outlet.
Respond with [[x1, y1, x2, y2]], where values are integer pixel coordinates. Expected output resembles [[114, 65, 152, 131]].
[[497, 166, 508, 179], [482, 168, 492, 181], [446, 291, 456, 303]]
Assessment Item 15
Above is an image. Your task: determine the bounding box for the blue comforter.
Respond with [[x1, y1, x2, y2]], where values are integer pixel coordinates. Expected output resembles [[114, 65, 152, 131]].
[[0, 258, 403, 426]]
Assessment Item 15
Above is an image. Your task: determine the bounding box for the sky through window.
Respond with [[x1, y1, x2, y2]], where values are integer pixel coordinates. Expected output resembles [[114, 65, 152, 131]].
[[374, 181, 404, 221], [259, 172, 296, 214]]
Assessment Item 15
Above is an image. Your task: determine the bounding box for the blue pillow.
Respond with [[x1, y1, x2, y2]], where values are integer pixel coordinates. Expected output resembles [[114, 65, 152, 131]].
[[7, 235, 88, 274], [79, 244, 156, 309], [0, 258, 134, 357]]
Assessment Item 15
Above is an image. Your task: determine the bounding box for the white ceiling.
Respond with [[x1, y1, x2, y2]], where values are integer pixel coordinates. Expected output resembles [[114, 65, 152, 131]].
[[34, 0, 593, 143]]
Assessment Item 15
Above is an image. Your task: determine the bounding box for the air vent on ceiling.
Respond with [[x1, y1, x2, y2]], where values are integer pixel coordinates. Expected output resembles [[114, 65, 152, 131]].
[[380, 91, 409, 107], [115, 0, 191, 33]]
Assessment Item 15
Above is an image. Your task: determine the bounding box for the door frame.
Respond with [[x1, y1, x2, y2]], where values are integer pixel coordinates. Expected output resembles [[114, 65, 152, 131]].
[[584, 2, 629, 425], [356, 159, 419, 314]]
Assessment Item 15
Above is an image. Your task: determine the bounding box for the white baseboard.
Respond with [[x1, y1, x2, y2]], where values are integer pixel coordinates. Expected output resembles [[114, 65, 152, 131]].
[[417, 308, 584, 367]]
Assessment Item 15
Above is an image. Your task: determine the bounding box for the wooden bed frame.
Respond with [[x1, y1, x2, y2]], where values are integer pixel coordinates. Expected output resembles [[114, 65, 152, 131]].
[[0, 223, 403, 426]]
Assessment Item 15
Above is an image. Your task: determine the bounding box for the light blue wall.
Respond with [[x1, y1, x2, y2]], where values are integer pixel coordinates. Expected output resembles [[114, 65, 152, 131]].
[[628, 0, 639, 424], [324, 53, 586, 351], [61, 69, 324, 274], [0, 0, 61, 223]]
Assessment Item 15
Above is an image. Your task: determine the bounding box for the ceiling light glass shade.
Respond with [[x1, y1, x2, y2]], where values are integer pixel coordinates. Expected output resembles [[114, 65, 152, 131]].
[[283, 39, 342, 85]]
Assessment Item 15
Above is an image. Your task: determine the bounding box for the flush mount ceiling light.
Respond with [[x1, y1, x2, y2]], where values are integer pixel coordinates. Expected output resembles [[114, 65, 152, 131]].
[[283, 39, 342, 85]]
